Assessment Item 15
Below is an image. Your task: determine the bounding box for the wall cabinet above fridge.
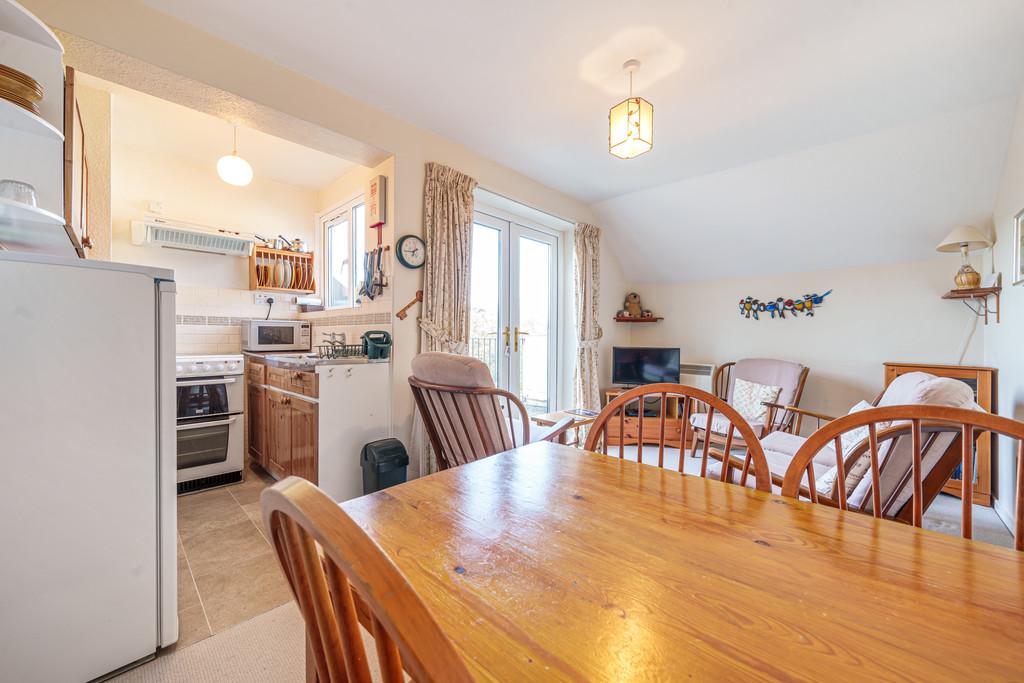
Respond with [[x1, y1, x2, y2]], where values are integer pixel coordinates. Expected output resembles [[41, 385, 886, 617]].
[[0, 0, 84, 258]]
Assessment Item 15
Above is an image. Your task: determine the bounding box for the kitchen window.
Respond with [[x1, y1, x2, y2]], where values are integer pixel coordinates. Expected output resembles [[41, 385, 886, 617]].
[[319, 197, 366, 309]]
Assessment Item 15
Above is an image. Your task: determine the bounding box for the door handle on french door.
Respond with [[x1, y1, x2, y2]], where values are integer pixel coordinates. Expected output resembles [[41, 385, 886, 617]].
[[502, 326, 510, 349], [513, 326, 529, 352]]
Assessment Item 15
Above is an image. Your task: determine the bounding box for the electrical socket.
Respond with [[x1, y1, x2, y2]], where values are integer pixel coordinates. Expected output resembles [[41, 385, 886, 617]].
[[254, 293, 274, 305]]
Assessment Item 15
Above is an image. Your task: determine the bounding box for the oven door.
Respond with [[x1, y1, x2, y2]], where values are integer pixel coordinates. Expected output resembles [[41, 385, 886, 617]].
[[176, 414, 244, 483], [176, 376, 244, 419]]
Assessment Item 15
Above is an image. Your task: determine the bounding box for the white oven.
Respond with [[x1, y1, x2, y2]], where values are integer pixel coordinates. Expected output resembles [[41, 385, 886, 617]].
[[175, 355, 245, 492], [241, 319, 311, 352]]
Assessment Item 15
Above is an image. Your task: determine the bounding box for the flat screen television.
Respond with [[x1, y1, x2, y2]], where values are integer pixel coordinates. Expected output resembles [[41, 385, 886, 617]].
[[612, 347, 681, 385]]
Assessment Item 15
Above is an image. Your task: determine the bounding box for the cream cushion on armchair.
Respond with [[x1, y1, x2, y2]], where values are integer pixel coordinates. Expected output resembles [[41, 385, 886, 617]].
[[755, 372, 979, 504], [691, 359, 803, 437]]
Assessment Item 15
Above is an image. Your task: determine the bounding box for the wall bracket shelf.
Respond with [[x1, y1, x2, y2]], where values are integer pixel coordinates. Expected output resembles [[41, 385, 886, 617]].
[[941, 286, 1001, 325], [614, 316, 663, 323]]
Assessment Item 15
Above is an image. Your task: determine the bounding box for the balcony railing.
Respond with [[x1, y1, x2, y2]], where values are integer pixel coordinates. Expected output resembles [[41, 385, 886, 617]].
[[469, 335, 547, 415]]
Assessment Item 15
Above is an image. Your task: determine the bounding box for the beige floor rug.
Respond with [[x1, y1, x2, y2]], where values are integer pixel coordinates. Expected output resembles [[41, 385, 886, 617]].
[[113, 602, 304, 683]]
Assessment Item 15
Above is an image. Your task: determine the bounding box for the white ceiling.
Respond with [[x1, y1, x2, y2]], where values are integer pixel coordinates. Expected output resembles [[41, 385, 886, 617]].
[[81, 74, 357, 190], [138, 0, 1024, 280]]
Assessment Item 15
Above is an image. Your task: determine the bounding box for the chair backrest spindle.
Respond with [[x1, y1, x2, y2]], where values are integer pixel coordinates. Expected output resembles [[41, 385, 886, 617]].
[[584, 383, 772, 492]]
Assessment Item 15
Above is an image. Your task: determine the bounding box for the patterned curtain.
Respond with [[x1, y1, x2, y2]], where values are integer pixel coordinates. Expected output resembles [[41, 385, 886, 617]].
[[414, 162, 478, 474], [574, 223, 603, 411], [419, 162, 478, 353]]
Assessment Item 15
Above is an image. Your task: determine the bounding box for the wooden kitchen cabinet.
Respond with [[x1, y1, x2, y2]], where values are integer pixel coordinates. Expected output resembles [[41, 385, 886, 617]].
[[247, 382, 266, 468], [264, 387, 318, 484], [265, 389, 291, 479], [288, 395, 318, 482], [245, 356, 390, 501]]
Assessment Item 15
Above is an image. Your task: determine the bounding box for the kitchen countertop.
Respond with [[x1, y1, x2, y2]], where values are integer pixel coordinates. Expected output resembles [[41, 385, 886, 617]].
[[243, 351, 389, 369]]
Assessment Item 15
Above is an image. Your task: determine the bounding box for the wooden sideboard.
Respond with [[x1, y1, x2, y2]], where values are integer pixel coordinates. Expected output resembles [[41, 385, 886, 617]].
[[603, 388, 685, 448], [883, 362, 997, 507]]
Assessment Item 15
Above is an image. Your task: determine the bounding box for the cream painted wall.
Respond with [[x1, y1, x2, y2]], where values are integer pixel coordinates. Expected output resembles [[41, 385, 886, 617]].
[[110, 142, 318, 355], [111, 143, 316, 289], [984, 93, 1024, 528], [626, 259, 984, 423], [75, 83, 112, 260], [29, 0, 632, 475]]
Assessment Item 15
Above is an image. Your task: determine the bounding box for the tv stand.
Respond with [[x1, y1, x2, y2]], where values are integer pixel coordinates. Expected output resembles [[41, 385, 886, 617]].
[[603, 388, 685, 448]]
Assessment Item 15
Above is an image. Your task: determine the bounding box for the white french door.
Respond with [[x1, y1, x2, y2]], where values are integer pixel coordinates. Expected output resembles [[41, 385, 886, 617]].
[[469, 210, 559, 415]]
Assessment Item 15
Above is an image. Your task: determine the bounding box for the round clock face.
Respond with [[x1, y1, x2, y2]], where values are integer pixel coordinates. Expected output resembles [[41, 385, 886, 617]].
[[397, 235, 426, 269]]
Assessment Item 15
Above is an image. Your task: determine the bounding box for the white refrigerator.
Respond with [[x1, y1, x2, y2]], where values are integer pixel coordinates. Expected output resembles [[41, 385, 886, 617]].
[[0, 252, 177, 681]]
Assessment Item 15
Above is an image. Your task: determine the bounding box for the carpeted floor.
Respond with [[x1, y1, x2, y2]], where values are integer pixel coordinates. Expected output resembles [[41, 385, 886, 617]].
[[113, 603, 305, 683]]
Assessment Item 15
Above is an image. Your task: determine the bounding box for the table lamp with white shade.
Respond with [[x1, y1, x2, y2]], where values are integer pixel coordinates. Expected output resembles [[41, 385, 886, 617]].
[[936, 225, 992, 289]]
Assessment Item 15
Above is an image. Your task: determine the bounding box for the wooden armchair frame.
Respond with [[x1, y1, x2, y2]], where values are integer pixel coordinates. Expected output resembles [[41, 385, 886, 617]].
[[781, 405, 1024, 550], [585, 383, 773, 492], [692, 362, 810, 455], [410, 376, 572, 470]]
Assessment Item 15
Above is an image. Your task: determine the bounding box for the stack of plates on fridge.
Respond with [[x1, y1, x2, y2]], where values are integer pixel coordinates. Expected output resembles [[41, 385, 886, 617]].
[[0, 64, 43, 116]]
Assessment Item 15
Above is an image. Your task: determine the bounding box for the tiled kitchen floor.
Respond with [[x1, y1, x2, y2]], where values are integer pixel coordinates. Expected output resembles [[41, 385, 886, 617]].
[[175, 466, 291, 650]]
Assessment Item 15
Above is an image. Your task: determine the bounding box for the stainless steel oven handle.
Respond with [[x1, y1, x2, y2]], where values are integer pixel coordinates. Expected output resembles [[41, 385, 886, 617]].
[[176, 378, 238, 387], [176, 417, 238, 431]]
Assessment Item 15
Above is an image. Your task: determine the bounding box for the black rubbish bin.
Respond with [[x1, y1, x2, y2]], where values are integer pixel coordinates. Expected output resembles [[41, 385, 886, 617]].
[[361, 438, 409, 494]]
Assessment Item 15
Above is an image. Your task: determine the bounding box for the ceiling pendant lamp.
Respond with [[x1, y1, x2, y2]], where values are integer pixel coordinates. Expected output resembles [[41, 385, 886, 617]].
[[608, 59, 654, 160], [217, 126, 254, 186]]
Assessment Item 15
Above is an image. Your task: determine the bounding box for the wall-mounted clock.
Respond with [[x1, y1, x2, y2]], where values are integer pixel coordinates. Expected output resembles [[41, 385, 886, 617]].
[[396, 234, 426, 269]]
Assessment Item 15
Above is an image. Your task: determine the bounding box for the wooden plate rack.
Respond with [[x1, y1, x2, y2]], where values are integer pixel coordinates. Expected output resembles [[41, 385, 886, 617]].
[[249, 246, 316, 294]]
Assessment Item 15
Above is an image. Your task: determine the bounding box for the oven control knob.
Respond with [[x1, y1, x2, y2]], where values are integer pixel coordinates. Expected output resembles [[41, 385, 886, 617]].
[[216, 363, 226, 371], [226, 362, 239, 371], [190, 363, 202, 373], [176, 364, 184, 373]]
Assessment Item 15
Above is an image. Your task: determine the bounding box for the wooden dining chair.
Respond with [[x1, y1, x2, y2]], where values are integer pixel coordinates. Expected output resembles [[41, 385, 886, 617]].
[[780, 405, 1024, 550], [584, 383, 773, 492], [261, 477, 475, 682], [410, 352, 572, 470]]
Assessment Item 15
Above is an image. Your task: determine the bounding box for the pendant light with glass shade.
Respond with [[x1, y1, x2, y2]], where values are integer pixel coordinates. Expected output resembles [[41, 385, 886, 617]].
[[217, 126, 254, 186], [609, 59, 654, 159]]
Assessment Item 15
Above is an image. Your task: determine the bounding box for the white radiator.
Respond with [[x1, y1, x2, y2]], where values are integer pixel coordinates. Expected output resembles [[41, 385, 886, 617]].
[[679, 362, 715, 392]]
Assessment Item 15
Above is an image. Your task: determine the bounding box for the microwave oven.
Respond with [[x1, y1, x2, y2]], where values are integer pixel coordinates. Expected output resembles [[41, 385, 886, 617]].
[[241, 319, 311, 352]]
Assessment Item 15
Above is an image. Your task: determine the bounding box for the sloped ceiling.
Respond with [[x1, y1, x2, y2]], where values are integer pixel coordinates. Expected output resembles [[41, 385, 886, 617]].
[[129, 0, 1024, 280]]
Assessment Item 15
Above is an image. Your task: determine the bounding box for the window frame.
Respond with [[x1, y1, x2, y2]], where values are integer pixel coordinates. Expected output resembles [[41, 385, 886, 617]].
[[316, 195, 366, 311]]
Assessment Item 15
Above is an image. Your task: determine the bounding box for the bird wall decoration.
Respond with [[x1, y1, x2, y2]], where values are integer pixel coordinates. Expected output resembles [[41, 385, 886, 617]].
[[738, 290, 832, 320]]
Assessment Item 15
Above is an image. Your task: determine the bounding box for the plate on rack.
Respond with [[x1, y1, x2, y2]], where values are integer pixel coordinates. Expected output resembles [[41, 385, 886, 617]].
[[0, 88, 40, 116], [0, 64, 43, 100]]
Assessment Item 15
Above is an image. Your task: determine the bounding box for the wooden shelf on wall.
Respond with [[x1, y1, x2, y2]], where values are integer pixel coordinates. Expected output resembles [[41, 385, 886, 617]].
[[941, 286, 1001, 324], [614, 316, 663, 323], [250, 246, 316, 294]]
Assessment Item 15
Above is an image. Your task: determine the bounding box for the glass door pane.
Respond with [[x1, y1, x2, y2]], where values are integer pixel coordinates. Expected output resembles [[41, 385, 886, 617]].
[[327, 217, 351, 307], [513, 228, 557, 415], [469, 220, 505, 385]]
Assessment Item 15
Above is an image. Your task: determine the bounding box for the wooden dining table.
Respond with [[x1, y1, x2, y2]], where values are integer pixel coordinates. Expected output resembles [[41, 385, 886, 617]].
[[340, 441, 1024, 681]]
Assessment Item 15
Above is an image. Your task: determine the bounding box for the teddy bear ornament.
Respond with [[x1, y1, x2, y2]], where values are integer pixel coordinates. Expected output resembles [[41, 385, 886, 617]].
[[617, 292, 653, 319]]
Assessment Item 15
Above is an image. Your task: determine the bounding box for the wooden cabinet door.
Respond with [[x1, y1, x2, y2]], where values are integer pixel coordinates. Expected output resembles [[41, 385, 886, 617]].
[[289, 396, 318, 484], [247, 383, 266, 468], [265, 390, 292, 480]]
